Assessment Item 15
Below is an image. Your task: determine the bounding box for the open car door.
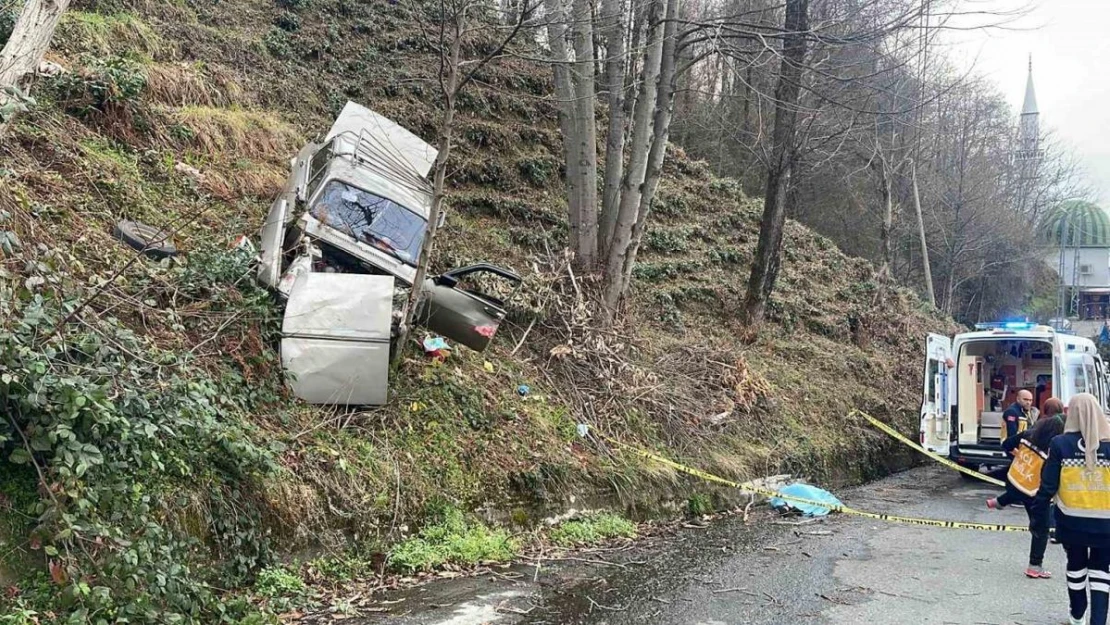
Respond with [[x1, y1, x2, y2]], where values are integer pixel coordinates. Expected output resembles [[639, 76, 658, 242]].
[[258, 195, 290, 288], [418, 264, 522, 352], [921, 333, 952, 455], [258, 145, 313, 287]]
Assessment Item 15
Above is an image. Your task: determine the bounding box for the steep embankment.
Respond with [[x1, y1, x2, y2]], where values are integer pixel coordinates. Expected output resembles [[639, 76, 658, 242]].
[[0, 0, 959, 619]]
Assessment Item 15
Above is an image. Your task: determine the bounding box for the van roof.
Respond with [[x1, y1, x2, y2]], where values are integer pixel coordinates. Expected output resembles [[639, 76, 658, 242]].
[[955, 328, 1097, 348], [957, 329, 1057, 341]]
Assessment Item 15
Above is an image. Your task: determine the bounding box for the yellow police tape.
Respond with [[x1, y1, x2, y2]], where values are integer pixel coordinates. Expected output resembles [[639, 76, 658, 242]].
[[855, 410, 1007, 487], [596, 433, 1028, 533]]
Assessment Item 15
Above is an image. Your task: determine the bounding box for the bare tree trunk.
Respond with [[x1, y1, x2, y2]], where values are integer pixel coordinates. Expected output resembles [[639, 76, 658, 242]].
[[911, 160, 935, 306], [0, 0, 70, 89], [394, 0, 535, 360], [617, 0, 680, 296], [601, 0, 664, 313], [396, 25, 463, 363], [741, 63, 753, 133], [874, 154, 894, 278], [621, 0, 645, 147], [742, 0, 808, 327], [544, 0, 585, 264], [598, 0, 628, 254], [0, 0, 70, 132], [570, 0, 599, 268]]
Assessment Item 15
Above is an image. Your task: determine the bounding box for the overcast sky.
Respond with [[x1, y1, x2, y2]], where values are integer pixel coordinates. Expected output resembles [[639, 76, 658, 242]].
[[941, 0, 1110, 204]]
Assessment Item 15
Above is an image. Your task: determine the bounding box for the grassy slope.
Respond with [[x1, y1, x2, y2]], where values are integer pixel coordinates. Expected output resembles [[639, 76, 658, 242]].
[[0, 0, 959, 580]]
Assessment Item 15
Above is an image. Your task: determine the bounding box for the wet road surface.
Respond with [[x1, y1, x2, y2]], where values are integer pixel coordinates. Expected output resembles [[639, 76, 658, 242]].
[[362, 466, 1069, 624]]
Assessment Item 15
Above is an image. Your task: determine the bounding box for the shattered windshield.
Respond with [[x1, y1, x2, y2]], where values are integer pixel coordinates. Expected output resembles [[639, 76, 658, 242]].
[[310, 180, 426, 265]]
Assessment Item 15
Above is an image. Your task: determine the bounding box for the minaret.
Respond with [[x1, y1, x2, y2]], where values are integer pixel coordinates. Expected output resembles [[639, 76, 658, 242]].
[[1019, 55, 1041, 160]]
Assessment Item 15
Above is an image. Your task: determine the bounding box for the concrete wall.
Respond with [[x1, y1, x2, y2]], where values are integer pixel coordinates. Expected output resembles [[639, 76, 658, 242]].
[[1044, 247, 1110, 287]]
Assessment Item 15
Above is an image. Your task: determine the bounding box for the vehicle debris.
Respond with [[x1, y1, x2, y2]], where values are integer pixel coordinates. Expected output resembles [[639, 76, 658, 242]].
[[113, 219, 177, 259], [255, 101, 521, 405], [422, 335, 451, 361]]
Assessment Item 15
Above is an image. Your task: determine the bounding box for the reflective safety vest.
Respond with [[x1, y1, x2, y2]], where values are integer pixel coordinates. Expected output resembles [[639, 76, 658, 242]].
[[1008, 438, 1048, 496], [1058, 439, 1110, 519]]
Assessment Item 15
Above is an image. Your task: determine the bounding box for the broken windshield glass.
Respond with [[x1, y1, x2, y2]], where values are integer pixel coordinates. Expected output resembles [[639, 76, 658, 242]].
[[310, 180, 426, 265]]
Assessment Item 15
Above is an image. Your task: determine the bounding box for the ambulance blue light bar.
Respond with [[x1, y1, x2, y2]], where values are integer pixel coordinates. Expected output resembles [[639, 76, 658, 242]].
[[974, 321, 1036, 331]]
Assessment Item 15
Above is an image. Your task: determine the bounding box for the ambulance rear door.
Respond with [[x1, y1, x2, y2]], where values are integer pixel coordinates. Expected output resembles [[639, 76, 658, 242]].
[[921, 333, 953, 455]]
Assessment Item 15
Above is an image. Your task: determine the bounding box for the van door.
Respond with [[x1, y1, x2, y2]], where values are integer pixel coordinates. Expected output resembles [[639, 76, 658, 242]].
[[1083, 353, 1102, 405], [281, 272, 394, 405], [921, 334, 953, 455], [417, 264, 522, 352], [1097, 356, 1110, 411]]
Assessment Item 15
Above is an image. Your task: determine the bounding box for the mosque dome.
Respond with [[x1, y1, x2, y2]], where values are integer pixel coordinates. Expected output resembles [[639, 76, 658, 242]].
[[1041, 200, 1110, 247]]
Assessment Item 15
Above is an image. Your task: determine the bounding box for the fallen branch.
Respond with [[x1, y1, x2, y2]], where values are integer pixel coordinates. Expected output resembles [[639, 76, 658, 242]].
[[587, 597, 627, 612], [495, 601, 536, 615], [742, 494, 756, 523], [557, 556, 628, 569]]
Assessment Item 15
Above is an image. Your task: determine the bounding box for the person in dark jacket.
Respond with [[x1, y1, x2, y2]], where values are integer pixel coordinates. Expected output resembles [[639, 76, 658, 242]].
[[987, 397, 1066, 578], [1003, 389, 1035, 438], [1034, 393, 1110, 625]]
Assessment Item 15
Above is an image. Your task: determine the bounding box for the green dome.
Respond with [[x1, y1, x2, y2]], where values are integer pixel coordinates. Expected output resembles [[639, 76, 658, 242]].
[[1042, 200, 1110, 247]]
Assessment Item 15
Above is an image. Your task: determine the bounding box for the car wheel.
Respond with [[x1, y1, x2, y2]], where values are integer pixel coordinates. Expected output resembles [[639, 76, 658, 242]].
[[113, 220, 178, 259]]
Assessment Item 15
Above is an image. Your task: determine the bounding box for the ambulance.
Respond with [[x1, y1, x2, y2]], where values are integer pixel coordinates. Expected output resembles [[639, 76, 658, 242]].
[[920, 322, 1110, 475]]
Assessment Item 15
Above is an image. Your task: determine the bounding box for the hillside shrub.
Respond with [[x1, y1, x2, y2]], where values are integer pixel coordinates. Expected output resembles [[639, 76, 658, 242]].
[[274, 11, 301, 32], [646, 228, 690, 253], [51, 55, 147, 116], [263, 28, 293, 59], [387, 507, 517, 572], [549, 514, 636, 546], [0, 248, 283, 623], [517, 157, 556, 187]]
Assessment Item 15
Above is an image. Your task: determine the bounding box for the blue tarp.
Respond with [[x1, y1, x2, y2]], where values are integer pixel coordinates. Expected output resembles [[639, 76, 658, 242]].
[[769, 483, 843, 517]]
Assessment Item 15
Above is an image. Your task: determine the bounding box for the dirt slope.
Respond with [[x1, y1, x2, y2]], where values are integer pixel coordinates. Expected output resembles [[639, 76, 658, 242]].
[[0, 0, 959, 611]]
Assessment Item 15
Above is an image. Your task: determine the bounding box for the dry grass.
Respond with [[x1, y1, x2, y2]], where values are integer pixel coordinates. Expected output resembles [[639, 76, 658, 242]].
[[146, 62, 245, 108], [168, 106, 302, 161], [57, 11, 166, 58]]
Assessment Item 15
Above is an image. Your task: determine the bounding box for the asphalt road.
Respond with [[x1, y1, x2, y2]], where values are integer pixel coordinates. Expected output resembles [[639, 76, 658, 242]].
[[361, 466, 1071, 625]]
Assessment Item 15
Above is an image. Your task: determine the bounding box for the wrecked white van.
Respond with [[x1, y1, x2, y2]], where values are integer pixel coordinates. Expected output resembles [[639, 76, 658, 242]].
[[920, 322, 1110, 475], [258, 102, 521, 405]]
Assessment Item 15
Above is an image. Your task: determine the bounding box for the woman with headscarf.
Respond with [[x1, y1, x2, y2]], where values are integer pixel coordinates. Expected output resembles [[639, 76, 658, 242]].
[[1035, 393, 1110, 625], [987, 397, 1066, 578]]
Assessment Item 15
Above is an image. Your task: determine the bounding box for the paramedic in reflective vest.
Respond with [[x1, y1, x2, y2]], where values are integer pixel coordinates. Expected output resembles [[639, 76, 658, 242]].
[[1034, 393, 1110, 625], [986, 397, 1065, 578], [1003, 390, 1035, 438]]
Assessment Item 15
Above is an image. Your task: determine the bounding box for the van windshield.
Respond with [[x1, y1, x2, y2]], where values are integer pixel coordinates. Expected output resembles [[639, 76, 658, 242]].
[[310, 180, 426, 265]]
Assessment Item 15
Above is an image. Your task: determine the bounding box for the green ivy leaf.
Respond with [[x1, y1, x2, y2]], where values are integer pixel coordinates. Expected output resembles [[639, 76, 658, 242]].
[[8, 448, 30, 464]]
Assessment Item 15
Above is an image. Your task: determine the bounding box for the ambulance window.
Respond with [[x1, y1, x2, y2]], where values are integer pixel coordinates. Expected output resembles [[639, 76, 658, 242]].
[[1085, 361, 1100, 400], [1072, 363, 1091, 395], [927, 361, 938, 399]]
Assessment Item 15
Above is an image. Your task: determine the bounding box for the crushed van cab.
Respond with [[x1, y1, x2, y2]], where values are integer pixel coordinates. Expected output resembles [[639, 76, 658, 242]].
[[921, 322, 1110, 476], [257, 101, 521, 406]]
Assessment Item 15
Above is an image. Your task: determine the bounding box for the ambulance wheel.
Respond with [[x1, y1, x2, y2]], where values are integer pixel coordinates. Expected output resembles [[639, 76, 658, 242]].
[[956, 462, 981, 481]]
